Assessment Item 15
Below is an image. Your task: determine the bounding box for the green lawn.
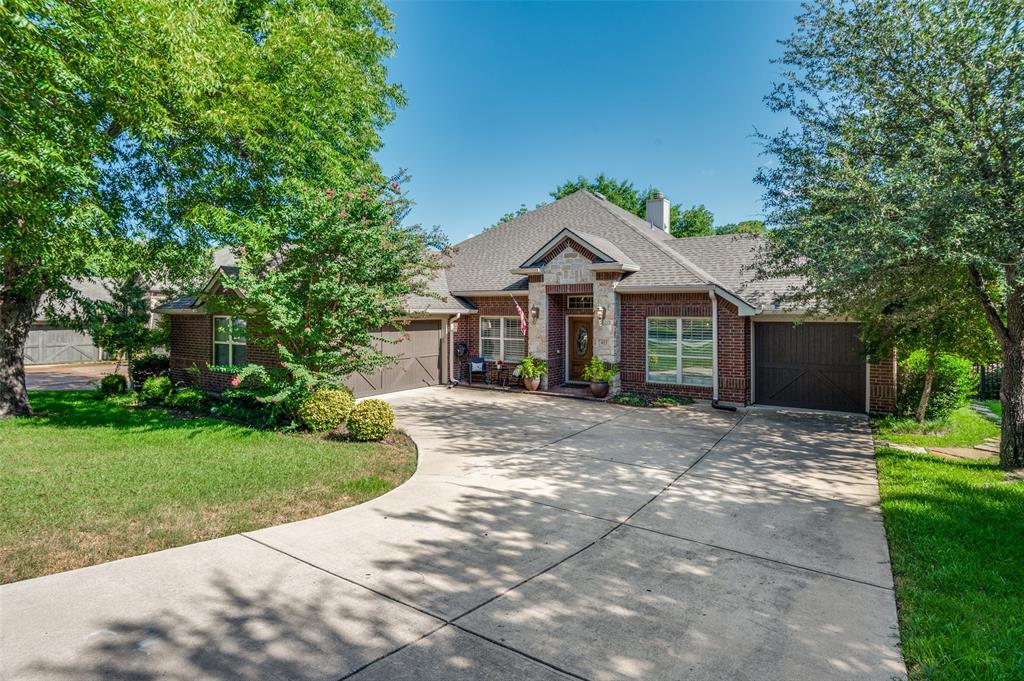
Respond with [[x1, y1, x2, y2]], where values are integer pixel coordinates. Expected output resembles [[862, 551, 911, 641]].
[[877, 449, 1024, 680], [874, 403, 1023, 679], [982, 399, 1003, 418], [0, 391, 416, 584], [874, 406, 1000, 447]]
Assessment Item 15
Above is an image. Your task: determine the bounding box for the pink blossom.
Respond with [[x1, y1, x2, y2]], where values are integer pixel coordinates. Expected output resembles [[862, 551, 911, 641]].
[[325, 188, 335, 199], [390, 181, 400, 192], [230, 377, 240, 387], [339, 210, 348, 218]]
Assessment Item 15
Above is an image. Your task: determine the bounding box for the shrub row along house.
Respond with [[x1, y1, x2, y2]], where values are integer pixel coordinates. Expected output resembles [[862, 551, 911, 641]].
[[156, 190, 897, 413]]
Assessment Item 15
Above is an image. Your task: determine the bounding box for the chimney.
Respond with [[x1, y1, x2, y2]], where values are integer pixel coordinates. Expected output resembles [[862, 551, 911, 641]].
[[646, 192, 670, 232]]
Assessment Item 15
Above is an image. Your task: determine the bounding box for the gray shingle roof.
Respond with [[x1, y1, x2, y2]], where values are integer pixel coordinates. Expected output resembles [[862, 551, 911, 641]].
[[155, 250, 472, 315], [665, 234, 808, 311], [448, 190, 708, 292]]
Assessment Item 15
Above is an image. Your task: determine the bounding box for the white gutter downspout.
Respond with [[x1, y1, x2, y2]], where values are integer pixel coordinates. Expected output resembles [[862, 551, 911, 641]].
[[448, 313, 462, 385], [710, 291, 719, 402]]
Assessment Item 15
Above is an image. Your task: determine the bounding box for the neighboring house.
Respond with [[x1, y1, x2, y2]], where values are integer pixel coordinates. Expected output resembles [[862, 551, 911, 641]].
[[26, 279, 167, 366], [156, 190, 897, 413]]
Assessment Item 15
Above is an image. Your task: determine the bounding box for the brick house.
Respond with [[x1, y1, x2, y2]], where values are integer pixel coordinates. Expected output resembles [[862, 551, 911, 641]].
[[157, 190, 896, 413]]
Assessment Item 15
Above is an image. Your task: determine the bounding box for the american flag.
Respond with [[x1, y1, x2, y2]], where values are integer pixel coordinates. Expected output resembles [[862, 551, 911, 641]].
[[512, 295, 528, 337]]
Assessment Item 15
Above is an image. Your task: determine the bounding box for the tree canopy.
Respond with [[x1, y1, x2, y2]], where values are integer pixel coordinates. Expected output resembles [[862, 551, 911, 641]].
[[672, 204, 715, 238], [0, 0, 405, 416], [757, 0, 1024, 468]]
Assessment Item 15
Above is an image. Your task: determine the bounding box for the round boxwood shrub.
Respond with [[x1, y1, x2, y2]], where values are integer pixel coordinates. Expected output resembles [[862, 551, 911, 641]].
[[99, 373, 128, 396], [896, 350, 978, 420], [167, 386, 208, 412], [347, 399, 395, 441], [298, 388, 356, 432], [140, 375, 173, 404]]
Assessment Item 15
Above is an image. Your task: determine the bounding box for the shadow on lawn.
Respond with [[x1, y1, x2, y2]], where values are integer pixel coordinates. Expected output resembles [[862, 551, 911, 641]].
[[876, 448, 1024, 680], [19, 390, 263, 438]]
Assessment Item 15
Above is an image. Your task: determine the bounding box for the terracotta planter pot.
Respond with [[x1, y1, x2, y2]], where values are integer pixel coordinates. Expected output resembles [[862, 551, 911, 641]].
[[524, 376, 541, 391], [590, 381, 609, 398]]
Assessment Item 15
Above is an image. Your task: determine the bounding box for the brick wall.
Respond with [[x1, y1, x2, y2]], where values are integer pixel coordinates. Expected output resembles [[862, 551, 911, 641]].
[[168, 314, 277, 392], [454, 296, 528, 383], [717, 299, 751, 404], [538, 238, 599, 264], [869, 349, 897, 414], [619, 292, 751, 403], [620, 292, 713, 400]]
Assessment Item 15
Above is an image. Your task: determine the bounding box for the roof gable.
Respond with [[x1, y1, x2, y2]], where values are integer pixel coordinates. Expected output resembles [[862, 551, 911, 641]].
[[448, 190, 711, 293], [517, 228, 637, 270]]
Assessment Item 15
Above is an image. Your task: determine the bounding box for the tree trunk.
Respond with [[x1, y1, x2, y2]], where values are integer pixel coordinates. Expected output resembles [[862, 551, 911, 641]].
[[1000, 306, 1024, 470], [968, 267, 1023, 470], [0, 282, 40, 418], [915, 348, 937, 423]]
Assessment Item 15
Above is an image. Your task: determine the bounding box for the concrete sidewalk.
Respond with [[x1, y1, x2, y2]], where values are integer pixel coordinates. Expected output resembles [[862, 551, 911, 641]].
[[0, 388, 905, 680]]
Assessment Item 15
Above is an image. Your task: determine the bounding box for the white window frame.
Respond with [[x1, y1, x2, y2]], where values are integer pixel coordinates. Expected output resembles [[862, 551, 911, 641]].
[[479, 316, 526, 362], [645, 317, 713, 387], [212, 316, 247, 367]]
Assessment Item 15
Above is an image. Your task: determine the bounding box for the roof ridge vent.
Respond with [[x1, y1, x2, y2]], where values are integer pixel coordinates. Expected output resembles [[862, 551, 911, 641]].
[[592, 191, 606, 201]]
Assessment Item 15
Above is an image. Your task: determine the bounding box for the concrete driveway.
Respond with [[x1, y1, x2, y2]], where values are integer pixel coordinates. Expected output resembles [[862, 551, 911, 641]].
[[24, 362, 123, 390], [0, 388, 904, 680]]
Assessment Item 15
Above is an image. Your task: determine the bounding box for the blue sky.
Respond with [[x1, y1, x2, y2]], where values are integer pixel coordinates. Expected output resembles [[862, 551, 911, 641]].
[[375, 1, 799, 243]]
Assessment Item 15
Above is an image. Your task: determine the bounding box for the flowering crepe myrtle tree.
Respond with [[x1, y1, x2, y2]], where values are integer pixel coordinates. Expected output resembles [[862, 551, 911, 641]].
[[1, 0, 405, 417], [757, 0, 1024, 469], [207, 176, 449, 402]]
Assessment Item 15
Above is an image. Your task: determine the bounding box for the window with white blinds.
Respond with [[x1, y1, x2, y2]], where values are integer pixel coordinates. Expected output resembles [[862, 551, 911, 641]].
[[646, 317, 713, 386], [480, 316, 526, 362]]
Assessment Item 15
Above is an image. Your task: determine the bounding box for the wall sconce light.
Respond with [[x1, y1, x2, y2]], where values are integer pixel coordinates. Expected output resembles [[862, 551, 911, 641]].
[[530, 305, 540, 322], [595, 306, 607, 326]]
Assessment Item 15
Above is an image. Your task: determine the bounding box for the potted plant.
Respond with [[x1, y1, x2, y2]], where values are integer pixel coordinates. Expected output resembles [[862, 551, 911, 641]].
[[581, 356, 616, 398], [515, 355, 548, 391]]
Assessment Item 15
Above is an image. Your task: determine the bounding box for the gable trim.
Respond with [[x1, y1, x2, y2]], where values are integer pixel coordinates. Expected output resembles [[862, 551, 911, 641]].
[[519, 228, 618, 268]]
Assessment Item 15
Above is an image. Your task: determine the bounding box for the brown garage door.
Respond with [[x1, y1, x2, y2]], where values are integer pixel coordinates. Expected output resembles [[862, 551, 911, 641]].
[[755, 322, 865, 413], [346, 319, 444, 398]]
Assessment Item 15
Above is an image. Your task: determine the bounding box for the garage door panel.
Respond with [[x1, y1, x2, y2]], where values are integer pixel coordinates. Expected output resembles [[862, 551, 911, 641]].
[[349, 321, 443, 398], [25, 326, 102, 365], [755, 323, 865, 413]]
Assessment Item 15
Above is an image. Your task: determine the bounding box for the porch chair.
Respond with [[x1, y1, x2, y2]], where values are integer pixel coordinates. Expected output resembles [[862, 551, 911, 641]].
[[466, 356, 488, 385]]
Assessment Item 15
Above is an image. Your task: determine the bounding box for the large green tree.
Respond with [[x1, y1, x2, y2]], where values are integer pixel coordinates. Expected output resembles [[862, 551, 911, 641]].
[[673, 204, 715, 238], [757, 0, 1024, 468], [210, 177, 446, 398], [0, 0, 402, 417], [857, 267, 998, 422]]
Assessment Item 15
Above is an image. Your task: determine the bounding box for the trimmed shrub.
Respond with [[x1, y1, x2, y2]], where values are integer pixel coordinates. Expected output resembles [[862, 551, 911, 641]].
[[347, 399, 395, 441], [130, 353, 170, 387], [167, 387, 208, 412], [897, 351, 978, 420], [99, 373, 128, 396], [140, 375, 173, 404], [298, 388, 356, 432]]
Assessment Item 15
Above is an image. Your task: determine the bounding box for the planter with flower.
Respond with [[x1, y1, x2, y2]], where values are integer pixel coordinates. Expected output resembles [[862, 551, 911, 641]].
[[515, 356, 548, 391], [581, 357, 616, 398]]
